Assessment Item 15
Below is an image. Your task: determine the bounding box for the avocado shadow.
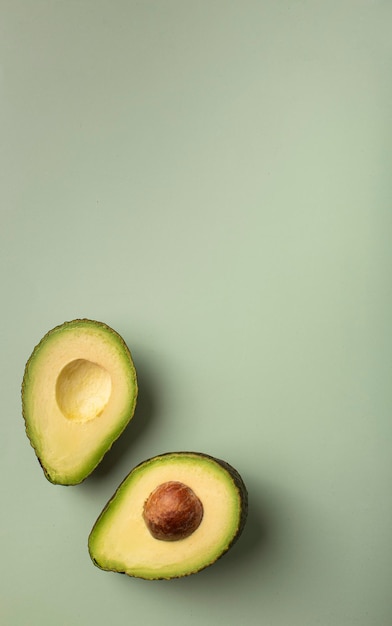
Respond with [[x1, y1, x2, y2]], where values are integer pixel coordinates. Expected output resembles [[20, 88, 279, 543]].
[[86, 349, 158, 482]]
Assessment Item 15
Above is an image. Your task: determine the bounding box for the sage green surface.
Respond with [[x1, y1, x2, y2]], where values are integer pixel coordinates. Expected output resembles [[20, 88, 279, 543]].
[[1, 1, 391, 624]]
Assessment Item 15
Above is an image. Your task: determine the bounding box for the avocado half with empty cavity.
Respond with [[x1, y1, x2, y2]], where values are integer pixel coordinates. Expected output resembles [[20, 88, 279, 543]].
[[88, 452, 248, 579], [21, 319, 138, 485]]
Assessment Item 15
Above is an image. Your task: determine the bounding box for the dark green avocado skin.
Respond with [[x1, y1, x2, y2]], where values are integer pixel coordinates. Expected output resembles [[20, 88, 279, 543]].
[[210, 454, 248, 551], [89, 451, 248, 579]]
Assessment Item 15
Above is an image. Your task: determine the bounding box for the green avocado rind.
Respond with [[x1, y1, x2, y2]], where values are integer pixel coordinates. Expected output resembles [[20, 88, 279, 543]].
[[21, 319, 138, 485], [88, 451, 248, 580], [209, 455, 249, 550]]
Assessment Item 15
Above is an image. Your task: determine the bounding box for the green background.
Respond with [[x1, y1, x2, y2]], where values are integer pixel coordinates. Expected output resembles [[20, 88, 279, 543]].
[[1, 1, 391, 624]]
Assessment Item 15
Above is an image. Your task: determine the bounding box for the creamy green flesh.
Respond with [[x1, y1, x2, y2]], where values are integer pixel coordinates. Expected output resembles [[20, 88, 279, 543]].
[[22, 319, 137, 485], [88, 453, 245, 579]]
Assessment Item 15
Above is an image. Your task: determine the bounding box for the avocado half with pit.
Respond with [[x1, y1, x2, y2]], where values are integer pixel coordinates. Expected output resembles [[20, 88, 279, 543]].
[[88, 452, 248, 579], [21, 319, 138, 485]]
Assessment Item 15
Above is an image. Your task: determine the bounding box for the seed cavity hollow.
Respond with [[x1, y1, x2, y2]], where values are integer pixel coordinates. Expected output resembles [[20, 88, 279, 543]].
[[56, 358, 112, 422]]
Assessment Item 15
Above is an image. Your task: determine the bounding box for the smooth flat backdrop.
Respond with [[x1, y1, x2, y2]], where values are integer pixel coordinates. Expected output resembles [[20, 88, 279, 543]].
[[1, 2, 391, 625]]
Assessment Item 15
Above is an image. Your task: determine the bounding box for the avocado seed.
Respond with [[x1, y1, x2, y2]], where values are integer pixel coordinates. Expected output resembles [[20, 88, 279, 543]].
[[143, 481, 203, 541]]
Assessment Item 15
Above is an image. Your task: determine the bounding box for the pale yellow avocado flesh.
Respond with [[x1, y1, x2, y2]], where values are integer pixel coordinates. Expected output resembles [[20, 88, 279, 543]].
[[22, 319, 138, 485], [88, 452, 247, 579]]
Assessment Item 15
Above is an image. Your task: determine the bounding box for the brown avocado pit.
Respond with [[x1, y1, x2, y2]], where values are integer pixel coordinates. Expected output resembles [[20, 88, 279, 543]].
[[143, 481, 203, 541]]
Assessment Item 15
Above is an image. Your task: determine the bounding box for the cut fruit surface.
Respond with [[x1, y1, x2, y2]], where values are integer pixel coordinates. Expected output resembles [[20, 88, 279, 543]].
[[22, 319, 138, 485], [88, 452, 248, 579]]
